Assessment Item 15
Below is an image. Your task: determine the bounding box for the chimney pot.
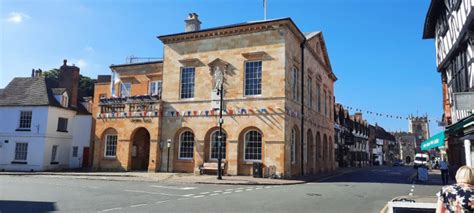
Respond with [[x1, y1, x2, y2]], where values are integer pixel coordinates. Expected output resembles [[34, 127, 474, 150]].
[[31, 69, 35, 77], [63, 59, 67, 66], [185, 12, 201, 32]]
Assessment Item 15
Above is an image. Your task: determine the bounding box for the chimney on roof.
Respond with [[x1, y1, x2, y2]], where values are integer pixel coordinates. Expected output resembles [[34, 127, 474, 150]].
[[354, 112, 362, 122], [59, 59, 80, 107], [31, 69, 35, 77], [185, 13, 201, 32]]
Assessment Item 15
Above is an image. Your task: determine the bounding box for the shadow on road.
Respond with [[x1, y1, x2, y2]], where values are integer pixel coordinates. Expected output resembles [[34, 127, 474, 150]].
[[0, 200, 56, 213]]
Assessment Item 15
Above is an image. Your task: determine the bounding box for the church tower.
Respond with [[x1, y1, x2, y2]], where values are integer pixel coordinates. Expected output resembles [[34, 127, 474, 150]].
[[408, 115, 430, 147]]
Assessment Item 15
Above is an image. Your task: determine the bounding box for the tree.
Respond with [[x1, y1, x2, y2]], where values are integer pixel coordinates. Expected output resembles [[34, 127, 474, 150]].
[[43, 69, 97, 98]]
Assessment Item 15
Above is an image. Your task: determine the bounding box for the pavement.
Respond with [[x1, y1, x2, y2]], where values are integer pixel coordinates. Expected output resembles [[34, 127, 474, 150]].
[[0, 166, 366, 185], [0, 166, 442, 213]]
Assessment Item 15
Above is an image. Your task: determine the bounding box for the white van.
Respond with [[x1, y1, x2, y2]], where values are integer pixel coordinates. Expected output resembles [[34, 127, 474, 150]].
[[413, 153, 429, 169]]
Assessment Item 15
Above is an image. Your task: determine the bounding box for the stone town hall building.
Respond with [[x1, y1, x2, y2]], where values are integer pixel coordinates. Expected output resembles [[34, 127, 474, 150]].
[[92, 14, 337, 178]]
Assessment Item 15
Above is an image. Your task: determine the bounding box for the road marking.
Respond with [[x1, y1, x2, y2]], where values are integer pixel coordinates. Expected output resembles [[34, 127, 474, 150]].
[[225, 189, 234, 191], [223, 191, 232, 194], [200, 192, 210, 194], [150, 185, 197, 190], [99, 207, 122, 212], [236, 188, 244, 190], [183, 194, 195, 197], [177, 198, 191, 201], [409, 193, 413, 196], [213, 190, 222, 193], [193, 195, 205, 198], [245, 189, 253, 191], [210, 193, 219, 196], [264, 186, 271, 189], [235, 190, 243, 193], [156, 200, 170, 204], [410, 189, 414, 192], [130, 204, 147, 208], [124, 189, 184, 197]]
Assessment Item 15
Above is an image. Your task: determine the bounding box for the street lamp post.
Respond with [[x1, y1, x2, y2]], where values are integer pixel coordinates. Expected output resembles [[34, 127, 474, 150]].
[[217, 82, 224, 180], [167, 139, 171, 172]]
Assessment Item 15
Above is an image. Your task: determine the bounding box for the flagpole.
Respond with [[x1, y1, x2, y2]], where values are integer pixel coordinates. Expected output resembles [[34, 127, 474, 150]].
[[263, 0, 267, 20]]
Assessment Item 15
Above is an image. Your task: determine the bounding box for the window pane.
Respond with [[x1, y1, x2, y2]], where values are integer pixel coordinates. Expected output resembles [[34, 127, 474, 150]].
[[105, 135, 117, 157], [19, 111, 32, 129], [244, 61, 262, 96], [210, 131, 226, 160], [72, 146, 78, 157], [179, 131, 194, 159], [51, 145, 58, 162], [121, 82, 131, 97], [180, 68, 195, 99], [244, 131, 262, 161], [15, 143, 28, 161]]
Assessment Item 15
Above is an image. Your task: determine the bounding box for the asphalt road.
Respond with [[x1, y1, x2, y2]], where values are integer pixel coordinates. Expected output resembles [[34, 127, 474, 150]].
[[0, 166, 441, 213]]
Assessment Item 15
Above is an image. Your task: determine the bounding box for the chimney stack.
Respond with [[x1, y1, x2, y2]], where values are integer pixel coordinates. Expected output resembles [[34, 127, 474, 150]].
[[59, 59, 80, 107], [354, 112, 363, 122], [185, 13, 201, 32], [31, 69, 35, 77]]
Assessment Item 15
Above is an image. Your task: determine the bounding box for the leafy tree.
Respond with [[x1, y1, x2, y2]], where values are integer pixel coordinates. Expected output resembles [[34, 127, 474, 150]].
[[43, 69, 97, 98]]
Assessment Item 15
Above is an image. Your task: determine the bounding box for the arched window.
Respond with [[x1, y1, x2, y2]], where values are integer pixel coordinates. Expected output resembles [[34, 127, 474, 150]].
[[179, 131, 194, 159], [210, 131, 226, 160], [244, 130, 262, 161], [291, 128, 297, 164]]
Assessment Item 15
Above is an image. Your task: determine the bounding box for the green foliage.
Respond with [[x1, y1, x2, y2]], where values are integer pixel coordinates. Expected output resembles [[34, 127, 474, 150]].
[[43, 69, 97, 98]]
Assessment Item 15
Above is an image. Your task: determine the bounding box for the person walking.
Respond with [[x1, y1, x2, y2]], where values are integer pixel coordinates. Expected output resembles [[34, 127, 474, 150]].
[[440, 158, 449, 185], [436, 166, 474, 213]]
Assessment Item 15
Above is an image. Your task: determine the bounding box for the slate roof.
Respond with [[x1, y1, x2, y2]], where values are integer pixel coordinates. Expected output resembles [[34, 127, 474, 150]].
[[0, 77, 60, 107]]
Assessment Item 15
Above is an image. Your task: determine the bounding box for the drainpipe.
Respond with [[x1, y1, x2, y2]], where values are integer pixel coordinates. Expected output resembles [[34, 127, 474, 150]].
[[300, 38, 306, 175]]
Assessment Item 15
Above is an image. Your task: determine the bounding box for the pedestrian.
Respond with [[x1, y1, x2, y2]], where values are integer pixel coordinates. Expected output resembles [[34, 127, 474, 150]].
[[440, 158, 449, 185], [436, 166, 474, 213]]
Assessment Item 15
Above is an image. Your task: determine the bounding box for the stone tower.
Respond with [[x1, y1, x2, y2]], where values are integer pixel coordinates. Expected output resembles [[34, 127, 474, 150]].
[[408, 115, 430, 146]]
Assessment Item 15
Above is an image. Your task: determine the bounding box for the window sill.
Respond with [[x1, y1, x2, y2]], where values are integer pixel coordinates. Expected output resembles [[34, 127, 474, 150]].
[[11, 161, 27, 164], [103, 156, 117, 160], [56, 130, 68, 133], [15, 129, 31, 132], [177, 158, 193, 162], [242, 160, 262, 165], [50, 162, 59, 165]]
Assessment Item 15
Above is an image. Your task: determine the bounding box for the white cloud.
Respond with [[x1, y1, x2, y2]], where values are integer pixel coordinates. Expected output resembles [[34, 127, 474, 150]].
[[5, 12, 30, 24], [75, 59, 88, 68], [84, 46, 94, 53]]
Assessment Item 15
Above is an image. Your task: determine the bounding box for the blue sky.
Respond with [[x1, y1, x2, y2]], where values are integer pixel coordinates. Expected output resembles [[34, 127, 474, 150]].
[[1, 0, 441, 134]]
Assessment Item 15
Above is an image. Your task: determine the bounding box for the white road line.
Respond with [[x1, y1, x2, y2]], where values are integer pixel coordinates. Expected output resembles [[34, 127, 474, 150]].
[[225, 189, 234, 191], [245, 189, 253, 191], [409, 193, 413, 196], [255, 188, 262, 190], [150, 185, 197, 190], [410, 189, 414, 192], [156, 200, 170, 204], [213, 190, 222, 193], [264, 186, 271, 189], [210, 193, 219, 196], [183, 194, 195, 197], [130, 204, 147, 208], [124, 189, 184, 197], [223, 191, 232, 194], [99, 207, 122, 212], [177, 198, 190, 201], [236, 188, 244, 190], [235, 190, 243, 193], [200, 192, 210, 194], [193, 195, 205, 198]]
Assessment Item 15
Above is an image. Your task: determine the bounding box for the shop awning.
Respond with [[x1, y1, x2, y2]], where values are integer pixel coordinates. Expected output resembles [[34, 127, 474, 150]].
[[446, 114, 474, 133], [421, 132, 445, 151]]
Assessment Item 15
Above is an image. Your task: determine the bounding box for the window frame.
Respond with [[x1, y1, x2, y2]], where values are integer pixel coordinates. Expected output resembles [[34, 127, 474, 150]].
[[180, 67, 196, 99], [72, 146, 78, 158], [104, 134, 118, 158], [210, 130, 226, 160], [317, 85, 321, 112], [178, 131, 195, 160], [307, 76, 313, 108], [17, 110, 33, 131], [57, 117, 68, 132], [244, 60, 263, 97], [291, 128, 296, 164], [149, 80, 163, 99], [292, 67, 298, 101], [243, 130, 263, 162], [14, 142, 28, 162], [120, 82, 132, 97], [51, 145, 58, 163]]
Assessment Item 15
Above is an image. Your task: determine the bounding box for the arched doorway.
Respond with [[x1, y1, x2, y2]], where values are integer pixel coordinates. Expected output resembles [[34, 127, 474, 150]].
[[131, 128, 150, 171], [306, 130, 314, 174], [406, 156, 411, 164]]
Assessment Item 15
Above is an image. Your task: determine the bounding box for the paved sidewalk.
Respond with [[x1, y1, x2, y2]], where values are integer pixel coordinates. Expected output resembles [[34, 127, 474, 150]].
[[0, 166, 366, 185]]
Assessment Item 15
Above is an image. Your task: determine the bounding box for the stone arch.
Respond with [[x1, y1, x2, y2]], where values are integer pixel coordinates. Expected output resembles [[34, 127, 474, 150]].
[[130, 127, 150, 171], [306, 129, 314, 174], [237, 126, 263, 175], [204, 127, 228, 162], [173, 127, 195, 173]]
